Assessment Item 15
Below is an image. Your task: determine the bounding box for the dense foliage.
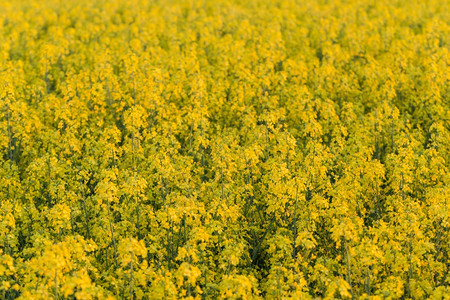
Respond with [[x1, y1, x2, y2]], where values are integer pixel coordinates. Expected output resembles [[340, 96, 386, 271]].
[[0, 0, 449, 298]]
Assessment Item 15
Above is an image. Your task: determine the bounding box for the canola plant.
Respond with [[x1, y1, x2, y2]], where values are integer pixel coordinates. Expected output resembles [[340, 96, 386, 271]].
[[0, 0, 449, 298]]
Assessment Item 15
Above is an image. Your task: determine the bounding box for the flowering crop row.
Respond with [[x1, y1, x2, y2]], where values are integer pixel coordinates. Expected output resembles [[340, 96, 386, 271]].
[[0, 0, 448, 298]]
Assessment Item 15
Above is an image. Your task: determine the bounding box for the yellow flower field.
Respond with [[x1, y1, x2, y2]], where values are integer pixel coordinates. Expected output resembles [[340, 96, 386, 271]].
[[0, 0, 449, 298]]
